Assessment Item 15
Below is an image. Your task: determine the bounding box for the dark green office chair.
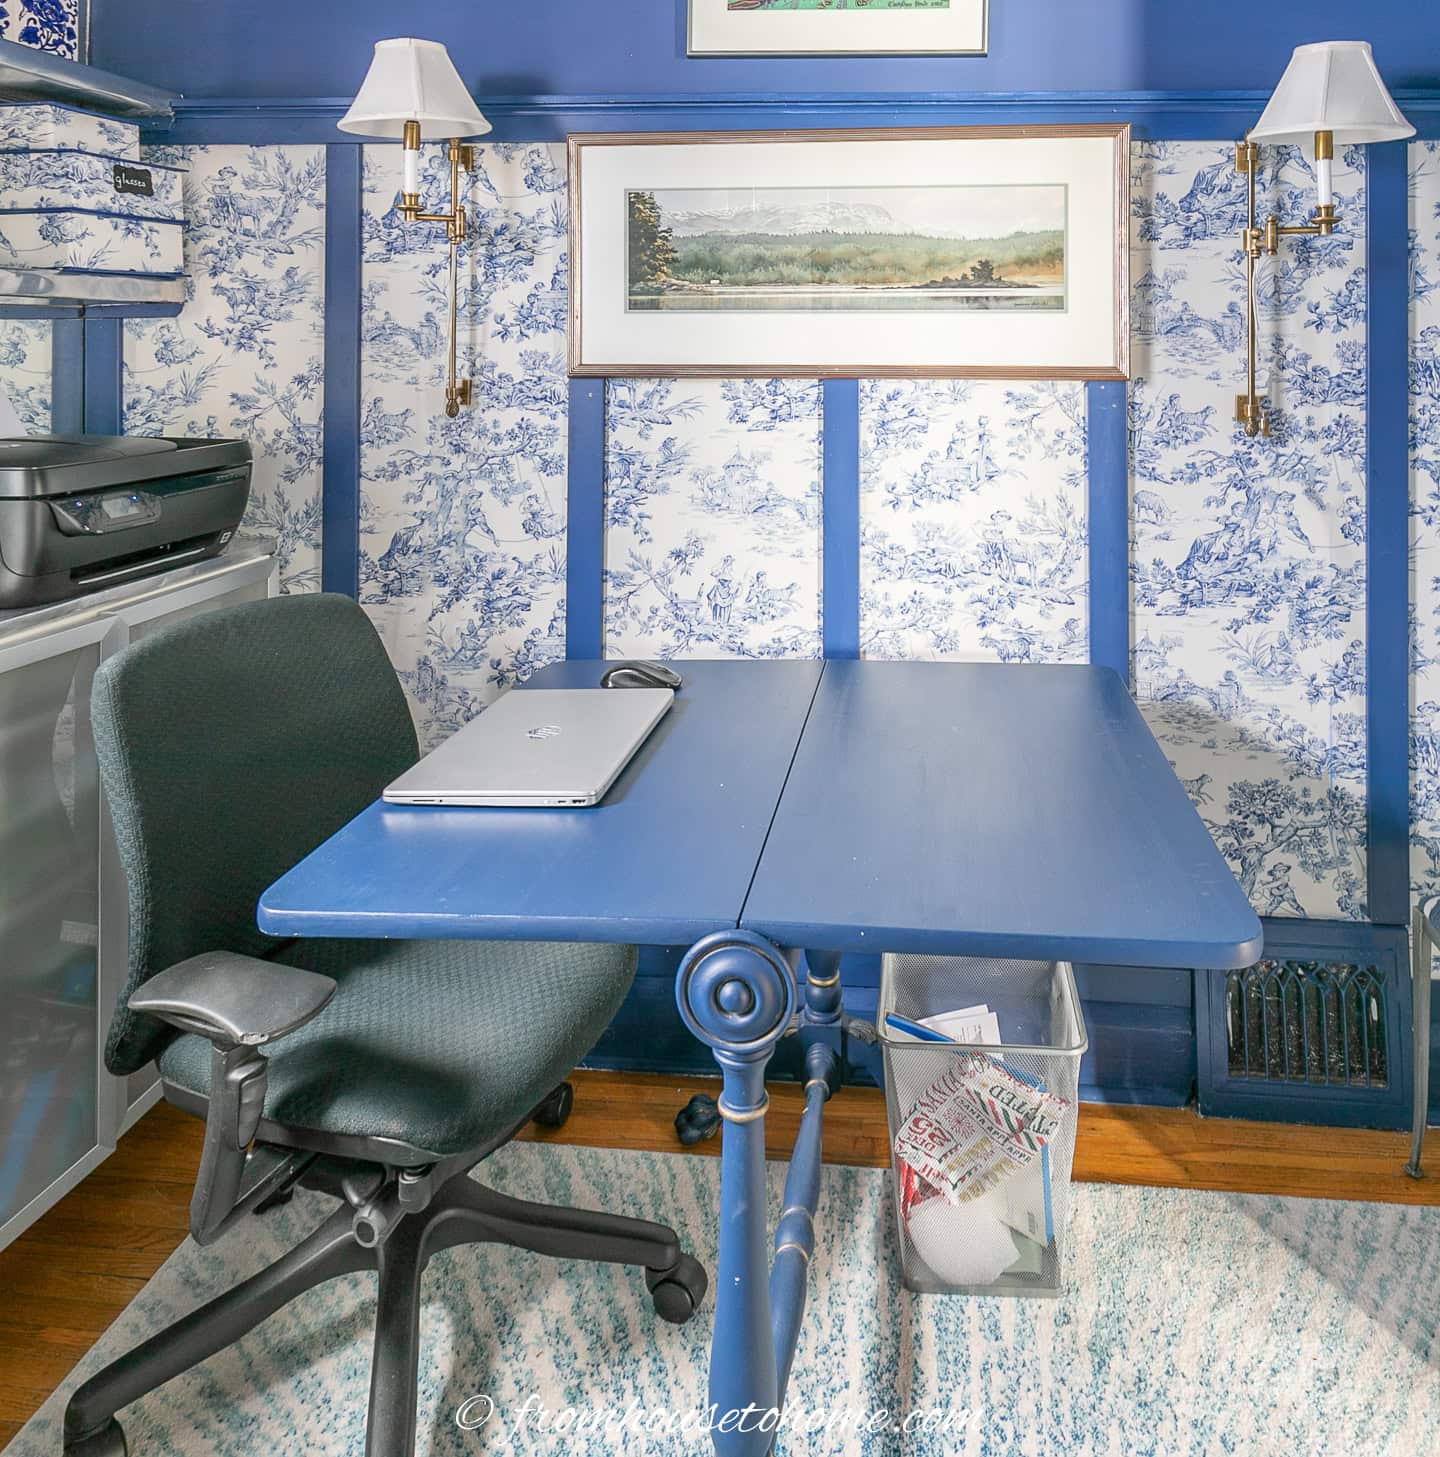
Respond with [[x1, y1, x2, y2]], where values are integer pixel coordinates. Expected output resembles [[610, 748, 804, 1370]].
[[63, 594, 705, 1457]]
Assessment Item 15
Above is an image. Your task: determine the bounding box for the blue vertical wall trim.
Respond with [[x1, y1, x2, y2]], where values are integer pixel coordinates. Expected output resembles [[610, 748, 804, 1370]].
[[1086, 379, 1130, 683], [1366, 145, 1410, 928], [81, 318, 122, 435], [566, 378, 606, 659], [821, 377, 860, 660], [49, 319, 84, 435], [321, 144, 362, 597]]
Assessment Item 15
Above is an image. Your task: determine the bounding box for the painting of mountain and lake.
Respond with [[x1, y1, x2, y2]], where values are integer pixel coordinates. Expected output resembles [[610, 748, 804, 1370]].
[[625, 184, 1066, 313]]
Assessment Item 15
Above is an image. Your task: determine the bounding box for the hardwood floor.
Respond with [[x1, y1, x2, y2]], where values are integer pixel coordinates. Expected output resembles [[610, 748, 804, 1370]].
[[1, 1070, 1435, 1445]]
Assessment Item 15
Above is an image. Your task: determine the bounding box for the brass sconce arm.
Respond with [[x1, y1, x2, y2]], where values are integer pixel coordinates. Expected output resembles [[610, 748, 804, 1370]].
[[399, 120, 474, 417], [1234, 131, 1338, 438]]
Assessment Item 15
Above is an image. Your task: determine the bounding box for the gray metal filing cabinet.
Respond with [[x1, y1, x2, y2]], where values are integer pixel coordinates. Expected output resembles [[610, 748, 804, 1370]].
[[0, 541, 276, 1250]]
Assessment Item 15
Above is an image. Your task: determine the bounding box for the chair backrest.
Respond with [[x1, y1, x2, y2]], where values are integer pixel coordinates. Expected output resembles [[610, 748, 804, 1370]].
[[91, 592, 420, 1075]]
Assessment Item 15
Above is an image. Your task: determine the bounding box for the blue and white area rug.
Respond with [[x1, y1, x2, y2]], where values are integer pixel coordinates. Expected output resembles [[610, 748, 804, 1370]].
[[8, 1144, 1440, 1456]]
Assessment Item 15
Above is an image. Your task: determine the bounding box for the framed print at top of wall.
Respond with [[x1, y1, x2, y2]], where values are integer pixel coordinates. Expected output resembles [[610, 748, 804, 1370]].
[[568, 126, 1130, 380], [688, 0, 987, 58]]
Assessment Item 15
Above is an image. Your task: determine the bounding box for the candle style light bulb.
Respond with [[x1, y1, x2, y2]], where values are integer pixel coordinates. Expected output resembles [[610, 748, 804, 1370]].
[[400, 117, 422, 204], [1313, 129, 1333, 211]]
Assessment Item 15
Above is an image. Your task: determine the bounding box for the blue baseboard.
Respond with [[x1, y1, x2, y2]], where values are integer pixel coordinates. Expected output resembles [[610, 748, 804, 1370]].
[[584, 948, 1196, 1108]]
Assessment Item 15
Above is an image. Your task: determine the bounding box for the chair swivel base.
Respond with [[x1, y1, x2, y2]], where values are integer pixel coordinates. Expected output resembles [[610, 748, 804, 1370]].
[[62, 1160, 706, 1457]]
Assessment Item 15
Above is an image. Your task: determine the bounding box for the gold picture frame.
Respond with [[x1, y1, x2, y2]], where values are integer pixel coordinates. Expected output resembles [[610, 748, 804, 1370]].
[[568, 125, 1130, 380]]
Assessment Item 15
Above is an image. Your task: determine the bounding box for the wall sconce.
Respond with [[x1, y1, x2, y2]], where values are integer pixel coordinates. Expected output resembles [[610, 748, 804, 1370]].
[[339, 38, 491, 418], [1233, 41, 1412, 438]]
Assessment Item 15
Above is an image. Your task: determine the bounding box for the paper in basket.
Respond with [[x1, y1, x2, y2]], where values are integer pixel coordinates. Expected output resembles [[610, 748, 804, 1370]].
[[892, 1051, 1069, 1206]]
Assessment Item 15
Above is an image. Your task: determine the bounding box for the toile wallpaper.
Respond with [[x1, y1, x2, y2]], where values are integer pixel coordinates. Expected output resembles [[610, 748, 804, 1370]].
[[1130, 141, 1370, 923], [0, 320, 51, 430], [123, 144, 326, 594], [358, 141, 570, 748], [108, 136, 1440, 928], [0, 0, 81, 58], [604, 377, 823, 660], [0, 0, 82, 425], [859, 379, 1089, 662]]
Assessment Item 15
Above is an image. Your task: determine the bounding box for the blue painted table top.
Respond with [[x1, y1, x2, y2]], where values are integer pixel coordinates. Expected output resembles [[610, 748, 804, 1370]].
[[260, 658, 1261, 970], [741, 660, 1262, 969], [257, 659, 822, 946]]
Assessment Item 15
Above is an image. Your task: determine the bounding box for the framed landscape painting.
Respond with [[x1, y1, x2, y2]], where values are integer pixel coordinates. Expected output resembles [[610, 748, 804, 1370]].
[[688, 0, 987, 57], [568, 127, 1130, 379]]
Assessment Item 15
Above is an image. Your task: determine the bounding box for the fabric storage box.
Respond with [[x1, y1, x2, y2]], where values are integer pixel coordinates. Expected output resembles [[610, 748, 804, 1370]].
[[0, 151, 185, 278], [0, 207, 184, 277], [0, 103, 140, 162], [0, 150, 184, 222], [879, 953, 1088, 1298]]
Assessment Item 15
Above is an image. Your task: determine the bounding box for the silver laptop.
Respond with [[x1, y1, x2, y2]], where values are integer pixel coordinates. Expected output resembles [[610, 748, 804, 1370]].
[[383, 687, 674, 808]]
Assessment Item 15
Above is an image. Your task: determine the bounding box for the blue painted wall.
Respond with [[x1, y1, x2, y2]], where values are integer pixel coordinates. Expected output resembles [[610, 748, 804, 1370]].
[[93, 0, 1439, 99]]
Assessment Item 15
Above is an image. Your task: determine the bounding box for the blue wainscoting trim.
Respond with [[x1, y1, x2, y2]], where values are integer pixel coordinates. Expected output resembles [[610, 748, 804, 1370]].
[[151, 90, 1440, 146], [586, 947, 1194, 1107], [81, 317, 122, 435], [321, 144, 362, 597], [49, 318, 84, 435], [821, 377, 860, 660], [1086, 379, 1129, 683], [1365, 146, 1411, 929], [566, 378, 606, 659]]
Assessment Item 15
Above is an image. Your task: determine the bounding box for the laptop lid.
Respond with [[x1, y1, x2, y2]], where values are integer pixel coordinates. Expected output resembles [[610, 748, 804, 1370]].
[[382, 687, 674, 807]]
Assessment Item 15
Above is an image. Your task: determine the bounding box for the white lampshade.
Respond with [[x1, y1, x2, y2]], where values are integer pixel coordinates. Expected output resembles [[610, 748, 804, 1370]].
[[1248, 41, 1414, 145], [337, 37, 490, 140]]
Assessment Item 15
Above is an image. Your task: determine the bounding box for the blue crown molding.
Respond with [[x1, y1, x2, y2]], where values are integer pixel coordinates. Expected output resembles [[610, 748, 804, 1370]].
[[149, 89, 1440, 146]]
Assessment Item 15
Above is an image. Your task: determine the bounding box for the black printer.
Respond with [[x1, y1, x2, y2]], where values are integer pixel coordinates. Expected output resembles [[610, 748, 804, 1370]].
[[0, 435, 252, 608]]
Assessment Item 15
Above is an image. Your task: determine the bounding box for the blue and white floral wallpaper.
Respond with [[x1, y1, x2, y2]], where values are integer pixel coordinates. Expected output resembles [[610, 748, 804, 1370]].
[[0, 321, 51, 431], [0, 0, 81, 58], [1129, 142, 1370, 923], [1411, 141, 1440, 907], [604, 378, 822, 660], [123, 144, 326, 594], [859, 380, 1089, 661], [101, 132, 1440, 935], [359, 142, 569, 747], [0, 1, 81, 424]]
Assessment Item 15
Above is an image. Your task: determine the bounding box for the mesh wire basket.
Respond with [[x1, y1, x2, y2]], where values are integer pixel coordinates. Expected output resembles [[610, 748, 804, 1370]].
[[879, 954, 1088, 1297]]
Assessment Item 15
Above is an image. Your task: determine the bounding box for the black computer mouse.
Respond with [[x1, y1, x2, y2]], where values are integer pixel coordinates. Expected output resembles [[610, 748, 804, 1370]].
[[601, 660, 683, 690]]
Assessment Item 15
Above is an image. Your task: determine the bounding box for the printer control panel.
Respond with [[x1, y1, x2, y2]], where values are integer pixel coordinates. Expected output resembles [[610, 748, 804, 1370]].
[[50, 489, 164, 535]]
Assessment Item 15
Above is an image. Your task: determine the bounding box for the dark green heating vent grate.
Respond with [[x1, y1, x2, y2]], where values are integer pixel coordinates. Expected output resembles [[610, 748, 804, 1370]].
[[1224, 959, 1388, 1088]]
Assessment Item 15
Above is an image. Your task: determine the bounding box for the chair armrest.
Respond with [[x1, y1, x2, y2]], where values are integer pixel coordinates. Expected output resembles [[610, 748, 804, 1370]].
[[129, 951, 335, 1246], [129, 951, 335, 1048]]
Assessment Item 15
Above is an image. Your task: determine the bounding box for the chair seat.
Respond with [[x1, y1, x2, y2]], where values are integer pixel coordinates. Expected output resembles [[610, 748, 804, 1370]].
[[159, 936, 636, 1159]]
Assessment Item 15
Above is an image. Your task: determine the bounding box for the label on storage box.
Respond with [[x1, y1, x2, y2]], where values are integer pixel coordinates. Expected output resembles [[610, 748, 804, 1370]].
[[112, 163, 154, 198]]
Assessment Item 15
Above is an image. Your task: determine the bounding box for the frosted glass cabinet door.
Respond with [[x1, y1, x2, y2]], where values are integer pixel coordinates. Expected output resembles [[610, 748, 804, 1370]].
[[0, 617, 109, 1242]]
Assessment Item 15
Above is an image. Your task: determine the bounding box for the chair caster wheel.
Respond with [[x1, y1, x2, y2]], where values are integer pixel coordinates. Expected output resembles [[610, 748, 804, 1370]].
[[674, 1093, 720, 1146], [646, 1253, 708, 1325], [532, 1081, 574, 1129], [63, 1418, 127, 1457]]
